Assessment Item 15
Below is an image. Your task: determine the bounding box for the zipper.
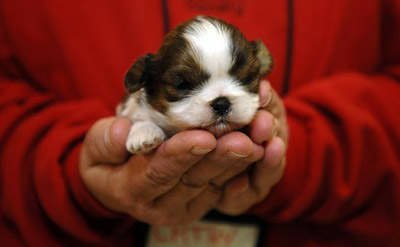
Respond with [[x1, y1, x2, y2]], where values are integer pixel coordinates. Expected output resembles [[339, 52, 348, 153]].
[[161, 0, 171, 35], [282, 0, 294, 95]]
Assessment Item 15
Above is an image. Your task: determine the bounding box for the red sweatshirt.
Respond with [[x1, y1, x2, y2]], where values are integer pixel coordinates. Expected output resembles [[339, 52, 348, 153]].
[[0, 0, 399, 246]]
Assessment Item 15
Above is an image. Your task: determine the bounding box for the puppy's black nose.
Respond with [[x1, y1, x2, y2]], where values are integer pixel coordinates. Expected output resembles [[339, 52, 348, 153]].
[[210, 97, 231, 116]]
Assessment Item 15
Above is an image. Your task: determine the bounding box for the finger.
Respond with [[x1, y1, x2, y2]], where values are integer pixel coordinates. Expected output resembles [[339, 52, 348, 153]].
[[185, 184, 223, 222], [153, 178, 207, 211], [129, 130, 217, 201], [78, 117, 134, 214], [216, 174, 254, 215], [248, 110, 276, 145], [259, 80, 272, 108], [147, 183, 223, 226], [265, 89, 284, 118], [159, 130, 217, 157], [277, 113, 289, 144], [209, 144, 262, 187], [159, 140, 262, 211], [154, 132, 262, 211], [180, 132, 263, 188], [221, 172, 250, 197], [251, 137, 286, 197], [82, 117, 131, 166], [217, 137, 286, 215]]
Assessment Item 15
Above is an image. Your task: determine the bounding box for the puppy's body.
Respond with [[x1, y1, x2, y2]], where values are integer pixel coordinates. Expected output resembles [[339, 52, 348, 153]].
[[118, 16, 272, 154]]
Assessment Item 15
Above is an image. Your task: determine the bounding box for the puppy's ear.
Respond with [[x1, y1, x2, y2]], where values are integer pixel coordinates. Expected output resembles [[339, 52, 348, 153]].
[[252, 40, 273, 76], [124, 53, 154, 93]]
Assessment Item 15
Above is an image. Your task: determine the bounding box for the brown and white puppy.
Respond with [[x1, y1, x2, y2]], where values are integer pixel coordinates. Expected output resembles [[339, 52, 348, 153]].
[[117, 16, 273, 154]]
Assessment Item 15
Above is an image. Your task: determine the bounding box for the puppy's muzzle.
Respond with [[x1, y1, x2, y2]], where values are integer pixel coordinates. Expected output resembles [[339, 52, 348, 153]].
[[210, 96, 231, 116]]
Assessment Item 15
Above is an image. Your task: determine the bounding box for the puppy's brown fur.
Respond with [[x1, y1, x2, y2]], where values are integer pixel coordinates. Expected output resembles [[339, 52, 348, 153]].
[[123, 16, 272, 113], [118, 16, 273, 154]]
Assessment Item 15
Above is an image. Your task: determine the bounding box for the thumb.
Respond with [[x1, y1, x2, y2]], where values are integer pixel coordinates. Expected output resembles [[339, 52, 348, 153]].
[[82, 117, 131, 165], [259, 80, 272, 108]]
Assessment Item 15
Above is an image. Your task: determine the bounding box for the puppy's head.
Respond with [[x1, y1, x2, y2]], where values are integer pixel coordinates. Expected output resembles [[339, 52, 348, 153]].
[[125, 16, 273, 136]]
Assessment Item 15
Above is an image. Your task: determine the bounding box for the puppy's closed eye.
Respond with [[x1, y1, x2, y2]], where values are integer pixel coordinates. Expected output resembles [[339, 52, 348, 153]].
[[165, 75, 193, 102], [173, 75, 192, 92], [118, 16, 273, 154]]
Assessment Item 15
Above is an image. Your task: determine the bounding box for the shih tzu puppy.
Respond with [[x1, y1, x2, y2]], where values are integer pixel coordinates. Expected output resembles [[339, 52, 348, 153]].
[[117, 16, 273, 154]]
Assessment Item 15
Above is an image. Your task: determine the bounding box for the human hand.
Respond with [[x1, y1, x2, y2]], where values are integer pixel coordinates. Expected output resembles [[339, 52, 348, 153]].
[[258, 80, 288, 143], [79, 117, 264, 225], [214, 80, 288, 215], [80, 117, 218, 225]]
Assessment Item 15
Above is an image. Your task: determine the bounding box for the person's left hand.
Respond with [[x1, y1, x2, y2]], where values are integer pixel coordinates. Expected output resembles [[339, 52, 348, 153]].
[[214, 80, 288, 215]]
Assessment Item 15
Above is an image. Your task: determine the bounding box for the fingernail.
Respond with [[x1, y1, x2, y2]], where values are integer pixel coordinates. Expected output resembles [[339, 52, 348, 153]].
[[261, 97, 270, 108], [261, 90, 273, 108], [259, 81, 271, 107], [228, 151, 249, 158], [191, 147, 213, 155], [272, 118, 279, 137]]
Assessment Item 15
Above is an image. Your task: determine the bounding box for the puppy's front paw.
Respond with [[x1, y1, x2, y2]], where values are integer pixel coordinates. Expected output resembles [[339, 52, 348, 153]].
[[126, 121, 166, 154]]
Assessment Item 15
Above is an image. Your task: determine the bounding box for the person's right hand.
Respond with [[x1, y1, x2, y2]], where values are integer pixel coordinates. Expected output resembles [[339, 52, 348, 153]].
[[79, 117, 263, 225]]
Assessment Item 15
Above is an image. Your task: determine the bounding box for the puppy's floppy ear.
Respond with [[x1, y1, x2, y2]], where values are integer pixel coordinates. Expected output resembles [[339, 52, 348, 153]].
[[124, 53, 154, 93], [252, 40, 273, 76]]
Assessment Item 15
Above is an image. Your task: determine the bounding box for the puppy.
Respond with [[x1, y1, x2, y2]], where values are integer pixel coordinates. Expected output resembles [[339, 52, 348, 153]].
[[117, 16, 273, 154]]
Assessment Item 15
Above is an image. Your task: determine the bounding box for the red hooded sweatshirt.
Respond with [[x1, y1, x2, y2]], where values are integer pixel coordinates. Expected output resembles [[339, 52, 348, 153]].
[[0, 0, 399, 246]]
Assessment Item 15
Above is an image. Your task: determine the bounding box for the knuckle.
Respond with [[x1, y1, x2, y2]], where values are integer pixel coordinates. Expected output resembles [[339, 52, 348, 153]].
[[232, 160, 250, 170], [207, 182, 224, 197], [181, 174, 206, 188], [85, 135, 103, 158], [145, 166, 176, 187], [170, 153, 193, 166]]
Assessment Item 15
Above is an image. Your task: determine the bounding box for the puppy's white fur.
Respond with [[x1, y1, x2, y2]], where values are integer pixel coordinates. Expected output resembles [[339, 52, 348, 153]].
[[118, 17, 260, 154], [184, 17, 233, 76], [166, 77, 259, 131]]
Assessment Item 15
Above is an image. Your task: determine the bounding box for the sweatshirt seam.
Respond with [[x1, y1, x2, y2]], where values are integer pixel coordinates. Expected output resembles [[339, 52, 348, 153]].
[[282, 0, 294, 95]]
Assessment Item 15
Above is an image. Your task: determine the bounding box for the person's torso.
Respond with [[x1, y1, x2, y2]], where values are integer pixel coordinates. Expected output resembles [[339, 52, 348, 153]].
[[0, 0, 381, 109]]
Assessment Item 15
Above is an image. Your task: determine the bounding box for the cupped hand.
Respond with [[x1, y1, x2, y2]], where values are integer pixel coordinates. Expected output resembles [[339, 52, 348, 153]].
[[215, 80, 288, 215], [80, 81, 287, 223], [80, 117, 217, 225], [79, 117, 264, 225]]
